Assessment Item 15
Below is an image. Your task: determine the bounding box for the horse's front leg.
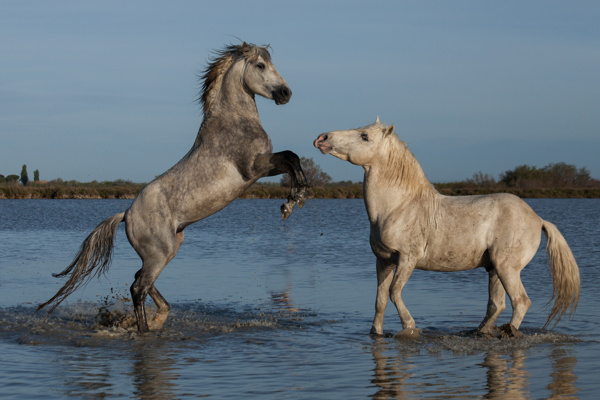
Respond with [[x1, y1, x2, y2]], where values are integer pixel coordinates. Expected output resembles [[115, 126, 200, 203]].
[[389, 253, 420, 338], [255, 151, 307, 220], [370, 257, 395, 336]]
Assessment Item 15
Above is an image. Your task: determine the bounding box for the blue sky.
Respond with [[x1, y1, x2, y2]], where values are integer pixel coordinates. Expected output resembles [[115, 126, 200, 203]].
[[2, 1, 599, 184]]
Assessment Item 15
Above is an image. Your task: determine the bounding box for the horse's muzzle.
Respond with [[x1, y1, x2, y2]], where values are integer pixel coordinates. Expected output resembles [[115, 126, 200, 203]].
[[313, 133, 332, 154], [272, 85, 292, 105]]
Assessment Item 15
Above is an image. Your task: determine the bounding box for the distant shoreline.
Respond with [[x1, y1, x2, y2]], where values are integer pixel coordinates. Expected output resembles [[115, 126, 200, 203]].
[[1, 182, 599, 200]]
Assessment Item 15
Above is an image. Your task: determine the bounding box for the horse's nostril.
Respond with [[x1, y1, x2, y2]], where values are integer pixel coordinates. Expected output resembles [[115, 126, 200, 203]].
[[272, 86, 292, 105]]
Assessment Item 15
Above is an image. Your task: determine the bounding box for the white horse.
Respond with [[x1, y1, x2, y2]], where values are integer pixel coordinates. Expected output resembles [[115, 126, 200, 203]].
[[314, 118, 580, 337]]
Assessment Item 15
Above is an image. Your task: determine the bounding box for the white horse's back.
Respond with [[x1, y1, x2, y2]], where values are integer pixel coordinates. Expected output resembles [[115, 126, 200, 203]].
[[418, 193, 542, 272]]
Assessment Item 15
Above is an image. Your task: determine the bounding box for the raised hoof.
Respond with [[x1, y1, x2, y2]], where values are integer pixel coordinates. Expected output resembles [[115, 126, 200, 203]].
[[297, 190, 307, 208], [394, 328, 421, 339], [280, 202, 294, 220], [499, 323, 523, 338]]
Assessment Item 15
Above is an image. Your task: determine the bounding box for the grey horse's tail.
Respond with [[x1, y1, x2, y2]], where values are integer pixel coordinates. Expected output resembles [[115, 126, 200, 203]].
[[37, 212, 126, 316], [542, 220, 580, 328]]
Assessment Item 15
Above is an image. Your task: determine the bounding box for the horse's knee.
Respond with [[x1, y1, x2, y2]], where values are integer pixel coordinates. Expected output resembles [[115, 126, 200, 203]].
[[517, 296, 531, 312], [509, 292, 531, 310], [389, 286, 403, 304]]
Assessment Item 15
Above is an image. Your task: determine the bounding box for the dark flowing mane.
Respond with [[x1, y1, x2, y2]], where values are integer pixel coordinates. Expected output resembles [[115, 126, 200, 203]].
[[198, 42, 272, 114]]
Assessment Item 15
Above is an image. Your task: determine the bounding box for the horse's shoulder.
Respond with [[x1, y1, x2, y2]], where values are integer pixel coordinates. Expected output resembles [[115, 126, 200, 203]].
[[369, 206, 428, 255]]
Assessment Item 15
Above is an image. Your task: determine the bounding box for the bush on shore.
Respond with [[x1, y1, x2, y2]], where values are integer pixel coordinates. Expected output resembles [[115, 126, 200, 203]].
[[2, 179, 599, 200]]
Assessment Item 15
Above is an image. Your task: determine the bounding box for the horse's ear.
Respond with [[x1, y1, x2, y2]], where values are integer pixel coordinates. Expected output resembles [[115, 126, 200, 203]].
[[384, 124, 395, 136]]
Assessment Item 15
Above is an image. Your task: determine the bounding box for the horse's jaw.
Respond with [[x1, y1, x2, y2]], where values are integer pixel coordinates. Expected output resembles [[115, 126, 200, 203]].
[[314, 142, 350, 162], [325, 150, 350, 163], [316, 145, 349, 162]]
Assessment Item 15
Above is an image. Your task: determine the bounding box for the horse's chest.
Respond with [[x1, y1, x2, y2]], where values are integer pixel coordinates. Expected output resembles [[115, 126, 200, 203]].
[[369, 220, 425, 260]]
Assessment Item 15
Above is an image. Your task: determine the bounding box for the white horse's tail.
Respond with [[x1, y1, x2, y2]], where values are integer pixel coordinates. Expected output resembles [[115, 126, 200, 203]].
[[37, 211, 126, 316], [542, 220, 580, 328]]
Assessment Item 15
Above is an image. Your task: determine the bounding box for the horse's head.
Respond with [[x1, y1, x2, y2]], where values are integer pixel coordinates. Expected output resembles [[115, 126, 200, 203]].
[[313, 117, 395, 166], [240, 43, 291, 105], [200, 42, 292, 113]]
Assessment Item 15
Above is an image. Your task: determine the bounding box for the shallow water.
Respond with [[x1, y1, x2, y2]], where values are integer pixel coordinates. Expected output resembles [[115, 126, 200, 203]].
[[0, 198, 598, 399]]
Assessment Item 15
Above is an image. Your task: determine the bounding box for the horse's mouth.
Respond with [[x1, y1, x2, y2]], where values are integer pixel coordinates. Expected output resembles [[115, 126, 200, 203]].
[[272, 86, 292, 105], [313, 138, 333, 154], [317, 145, 332, 154]]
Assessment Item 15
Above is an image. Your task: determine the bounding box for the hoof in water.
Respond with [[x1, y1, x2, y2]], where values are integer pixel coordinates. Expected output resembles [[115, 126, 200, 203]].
[[394, 328, 421, 339], [115, 310, 169, 332], [499, 323, 523, 338], [148, 310, 169, 331], [369, 327, 394, 338]]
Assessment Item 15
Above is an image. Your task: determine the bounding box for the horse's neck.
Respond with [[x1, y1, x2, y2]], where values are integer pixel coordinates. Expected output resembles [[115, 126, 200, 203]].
[[363, 166, 404, 222], [194, 67, 263, 147], [363, 158, 437, 223]]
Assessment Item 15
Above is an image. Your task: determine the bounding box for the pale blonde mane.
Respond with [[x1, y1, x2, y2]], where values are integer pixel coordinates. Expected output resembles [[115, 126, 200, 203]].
[[199, 43, 271, 114], [380, 131, 438, 199]]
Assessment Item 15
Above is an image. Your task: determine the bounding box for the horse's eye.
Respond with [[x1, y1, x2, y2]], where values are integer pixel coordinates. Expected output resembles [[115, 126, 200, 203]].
[[360, 133, 369, 141], [256, 62, 266, 70]]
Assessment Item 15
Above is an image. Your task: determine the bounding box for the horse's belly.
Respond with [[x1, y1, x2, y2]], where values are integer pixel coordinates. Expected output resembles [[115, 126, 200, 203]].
[[418, 246, 489, 272]]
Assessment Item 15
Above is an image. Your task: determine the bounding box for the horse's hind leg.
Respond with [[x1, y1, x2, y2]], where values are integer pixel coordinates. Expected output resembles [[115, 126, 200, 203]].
[[147, 285, 170, 330], [131, 260, 172, 333], [478, 268, 506, 334], [495, 267, 531, 336], [130, 231, 184, 333]]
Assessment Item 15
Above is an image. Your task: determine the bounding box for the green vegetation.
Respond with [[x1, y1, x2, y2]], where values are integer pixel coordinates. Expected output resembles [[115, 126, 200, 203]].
[[436, 162, 600, 198], [0, 179, 145, 199], [1, 161, 598, 199]]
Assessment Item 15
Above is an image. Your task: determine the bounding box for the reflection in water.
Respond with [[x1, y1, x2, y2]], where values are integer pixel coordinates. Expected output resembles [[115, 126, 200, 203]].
[[547, 346, 579, 398], [369, 337, 579, 399], [56, 343, 182, 399], [271, 289, 301, 313], [62, 353, 115, 398], [130, 345, 180, 400], [481, 351, 530, 399], [370, 338, 418, 399]]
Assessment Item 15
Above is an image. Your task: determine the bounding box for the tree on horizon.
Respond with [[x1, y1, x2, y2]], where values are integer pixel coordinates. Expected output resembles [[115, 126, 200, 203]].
[[20, 164, 29, 186]]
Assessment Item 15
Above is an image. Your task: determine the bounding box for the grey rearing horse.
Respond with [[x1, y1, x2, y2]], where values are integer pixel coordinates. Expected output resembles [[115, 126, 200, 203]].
[[38, 42, 307, 333]]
